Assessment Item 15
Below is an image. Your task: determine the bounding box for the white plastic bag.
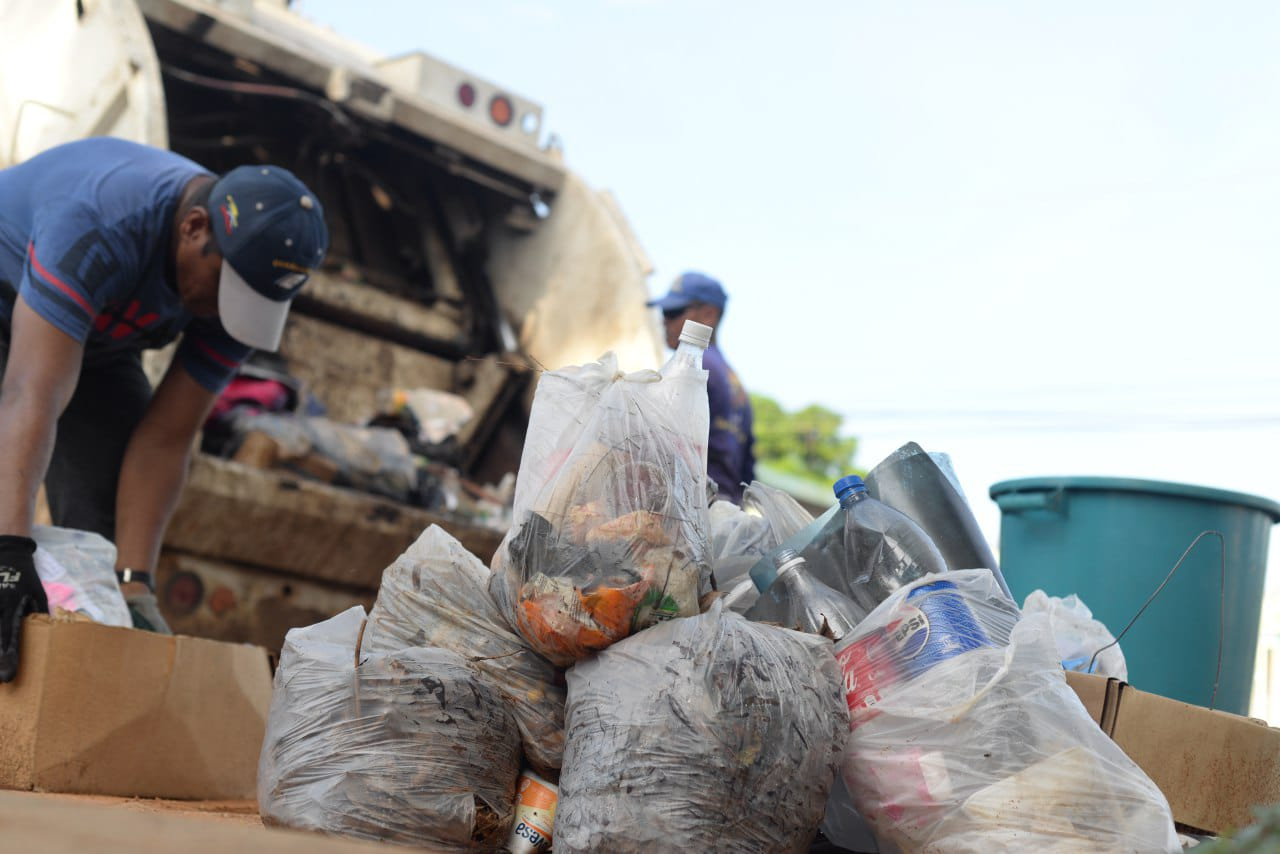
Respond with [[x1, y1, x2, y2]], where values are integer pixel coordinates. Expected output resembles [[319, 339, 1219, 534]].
[[31, 525, 131, 627], [490, 352, 713, 665], [257, 607, 521, 850], [710, 481, 816, 615], [1022, 589, 1128, 680], [363, 525, 566, 774], [556, 601, 848, 853], [838, 570, 1177, 853]]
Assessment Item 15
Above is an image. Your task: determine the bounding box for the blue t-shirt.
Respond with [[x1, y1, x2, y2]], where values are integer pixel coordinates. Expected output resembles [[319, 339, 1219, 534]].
[[704, 344, 756, 504], [0, 137, 249, 391]]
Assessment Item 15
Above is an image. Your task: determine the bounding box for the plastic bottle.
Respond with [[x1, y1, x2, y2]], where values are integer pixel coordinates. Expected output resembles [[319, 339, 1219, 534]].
[[659, 319, 712, 471], [660, 319, 712, 376], [749, 503, 842, 592], [822, 474, 948, 614], [752, 474, 948, 615], [745, 548, 864, 640]]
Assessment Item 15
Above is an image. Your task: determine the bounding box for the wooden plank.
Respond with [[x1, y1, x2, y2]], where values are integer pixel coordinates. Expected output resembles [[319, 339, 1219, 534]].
[[277, 314, 456, 425], [163, 455, 506, 588], [156, 551, 374, 654]]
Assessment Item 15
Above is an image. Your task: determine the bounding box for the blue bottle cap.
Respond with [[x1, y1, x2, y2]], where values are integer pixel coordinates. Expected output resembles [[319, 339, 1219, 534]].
[[833, 474, 867, 499]]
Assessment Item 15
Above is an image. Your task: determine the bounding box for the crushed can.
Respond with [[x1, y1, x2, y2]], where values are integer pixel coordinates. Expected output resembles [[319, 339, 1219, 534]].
[[506, 769, 558, 854], [890, 579, 991, 678]]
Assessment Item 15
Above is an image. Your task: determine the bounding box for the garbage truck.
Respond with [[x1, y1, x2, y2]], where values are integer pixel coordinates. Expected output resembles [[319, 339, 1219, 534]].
[[0, 0, 664, 650]]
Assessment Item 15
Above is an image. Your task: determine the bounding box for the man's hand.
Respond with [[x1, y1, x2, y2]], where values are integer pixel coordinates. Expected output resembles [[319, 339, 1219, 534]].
[[122, 584, 171, 635], [0, 535, 49, 683]]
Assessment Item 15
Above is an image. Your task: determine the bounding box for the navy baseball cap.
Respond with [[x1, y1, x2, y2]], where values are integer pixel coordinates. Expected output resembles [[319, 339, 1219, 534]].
[[646, 271, 727, 313], [209, 164, 329, 351]]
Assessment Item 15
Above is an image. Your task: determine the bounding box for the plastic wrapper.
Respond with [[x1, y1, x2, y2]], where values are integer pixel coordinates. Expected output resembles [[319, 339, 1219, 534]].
[[363, 525, 566, 774], [378, 387, 475, 444], [490, 353, 712, 665], [31, 525, 131, 627], [556, 601, 848, 853], [838, 570, 1177, 853], [236, 412, 419, 502], [258, 607, 521, 850], [1022, 589, 1128, 680], [710, 481, 815, 614]]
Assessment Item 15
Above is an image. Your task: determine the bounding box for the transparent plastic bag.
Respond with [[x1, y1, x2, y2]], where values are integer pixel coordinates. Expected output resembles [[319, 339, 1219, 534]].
[[837, 570, 1177, 853], [556, 601, 848, 853], [490, 352, 712, 665], [1022, 589, 1128, 680], [31, 525, 131, 627], [257, 607, 521, 850], [237, 413, 419, 502], [710, 481, 815, 614], [363, 525, 566, 774]]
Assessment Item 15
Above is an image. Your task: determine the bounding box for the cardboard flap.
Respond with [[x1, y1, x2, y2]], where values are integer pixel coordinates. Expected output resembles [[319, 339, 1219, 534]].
[[1110, 685, 1280, 834]]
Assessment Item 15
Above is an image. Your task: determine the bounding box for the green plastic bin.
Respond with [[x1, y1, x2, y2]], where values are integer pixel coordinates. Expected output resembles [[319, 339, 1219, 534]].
[[990, 476, 1280, 715]]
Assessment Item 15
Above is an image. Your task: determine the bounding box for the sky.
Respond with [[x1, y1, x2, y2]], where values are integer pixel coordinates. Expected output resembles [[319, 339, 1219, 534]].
[[295, 1, 1280, 707]]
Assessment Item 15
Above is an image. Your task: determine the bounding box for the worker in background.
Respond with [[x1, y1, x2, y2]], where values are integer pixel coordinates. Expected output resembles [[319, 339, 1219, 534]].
[[0, 137, 328, 682], [647, 272, 756, 504]]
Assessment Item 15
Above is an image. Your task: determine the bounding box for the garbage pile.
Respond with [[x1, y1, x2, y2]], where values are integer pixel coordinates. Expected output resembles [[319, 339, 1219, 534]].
[[255, 324, 1178, 852], [203, 356, 511, 529]]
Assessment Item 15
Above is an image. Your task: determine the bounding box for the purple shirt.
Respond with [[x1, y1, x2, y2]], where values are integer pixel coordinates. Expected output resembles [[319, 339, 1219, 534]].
[[704, 344, 755, 503]]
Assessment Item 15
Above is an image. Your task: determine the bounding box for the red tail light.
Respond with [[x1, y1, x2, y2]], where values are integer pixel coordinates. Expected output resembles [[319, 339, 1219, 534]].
[[489, 94, 513, 127]]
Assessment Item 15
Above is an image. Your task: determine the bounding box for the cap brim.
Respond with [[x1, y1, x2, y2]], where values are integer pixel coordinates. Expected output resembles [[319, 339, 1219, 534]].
[[646, 294, 694, 312], [217, 261, 290, 351]]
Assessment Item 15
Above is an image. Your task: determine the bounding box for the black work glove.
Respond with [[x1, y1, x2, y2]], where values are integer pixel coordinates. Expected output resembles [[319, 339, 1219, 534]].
[[0, 535, 49, 683]]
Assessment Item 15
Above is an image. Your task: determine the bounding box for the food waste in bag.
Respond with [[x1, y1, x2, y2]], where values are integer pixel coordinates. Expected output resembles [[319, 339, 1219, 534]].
[[836, 570, 1178, 853], [363, 525, 566, 774], [257, 607, 521, 851], [555, 601, 848, 853], [490, 351, 713, 665]]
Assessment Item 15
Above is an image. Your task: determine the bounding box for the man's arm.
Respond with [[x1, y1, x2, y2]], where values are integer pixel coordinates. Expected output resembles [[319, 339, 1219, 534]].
[[0, 298, 85, 535], [112, 358, 218, 576]]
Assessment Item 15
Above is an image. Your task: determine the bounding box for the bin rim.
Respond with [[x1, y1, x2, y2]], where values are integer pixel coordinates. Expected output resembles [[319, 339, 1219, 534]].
[[989, 476, 1280, 523]]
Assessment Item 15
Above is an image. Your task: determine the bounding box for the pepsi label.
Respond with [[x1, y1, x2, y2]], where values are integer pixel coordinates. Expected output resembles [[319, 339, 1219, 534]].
[[890, 580, 990, 677]]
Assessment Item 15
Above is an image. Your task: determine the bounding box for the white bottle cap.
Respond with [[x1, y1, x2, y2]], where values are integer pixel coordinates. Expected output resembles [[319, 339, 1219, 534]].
[[679, 319, 713, 349]]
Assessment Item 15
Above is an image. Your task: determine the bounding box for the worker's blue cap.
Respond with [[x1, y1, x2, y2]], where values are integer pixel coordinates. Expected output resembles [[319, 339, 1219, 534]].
[[647, 271, 728, 313], [209, 164, 329, 352]]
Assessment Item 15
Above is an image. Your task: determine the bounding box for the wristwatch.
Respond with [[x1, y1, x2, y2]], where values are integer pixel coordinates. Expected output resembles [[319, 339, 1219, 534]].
[[116, 568, 155, 592]]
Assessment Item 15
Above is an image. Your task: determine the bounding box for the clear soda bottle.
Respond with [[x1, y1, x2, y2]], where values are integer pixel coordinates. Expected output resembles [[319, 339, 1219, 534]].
[[660, 319, 712, 376], [822, 474, 948, 615], [745, 548, 863, 640], [659, 319, 712, 473]]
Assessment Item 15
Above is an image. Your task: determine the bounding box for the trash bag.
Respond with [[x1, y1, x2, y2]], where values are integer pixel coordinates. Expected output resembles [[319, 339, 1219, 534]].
[[258, 607, 521, 850], [31, 525, 131, 627], [710, 481, 815, 614], [838, 570, 1177, 853], [235, 413, 419, 502], [490, 352, 713, 666], [556, 601, 848, 853], [1022, 589, 1128, 680], [363, 525, 566, 774]]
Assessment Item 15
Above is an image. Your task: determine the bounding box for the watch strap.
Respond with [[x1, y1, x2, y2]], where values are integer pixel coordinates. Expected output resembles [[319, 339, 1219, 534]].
[[116, 568, 155, 591]]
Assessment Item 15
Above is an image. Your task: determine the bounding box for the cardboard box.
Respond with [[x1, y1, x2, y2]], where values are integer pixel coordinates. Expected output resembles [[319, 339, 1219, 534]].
[[1066, 671, 1280, 834], [0, 614, 273, 799]]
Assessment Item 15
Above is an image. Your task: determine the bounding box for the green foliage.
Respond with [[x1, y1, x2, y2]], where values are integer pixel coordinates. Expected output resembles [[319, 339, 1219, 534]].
[[750, 393, 860, 490], [1192, 803, 1280, 852]]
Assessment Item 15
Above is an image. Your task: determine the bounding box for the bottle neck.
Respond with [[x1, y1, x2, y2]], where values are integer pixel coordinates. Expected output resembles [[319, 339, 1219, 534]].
[[837, 488, 868, 509], [666, 340, 705, 373], [775, 556, 807, 580]]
